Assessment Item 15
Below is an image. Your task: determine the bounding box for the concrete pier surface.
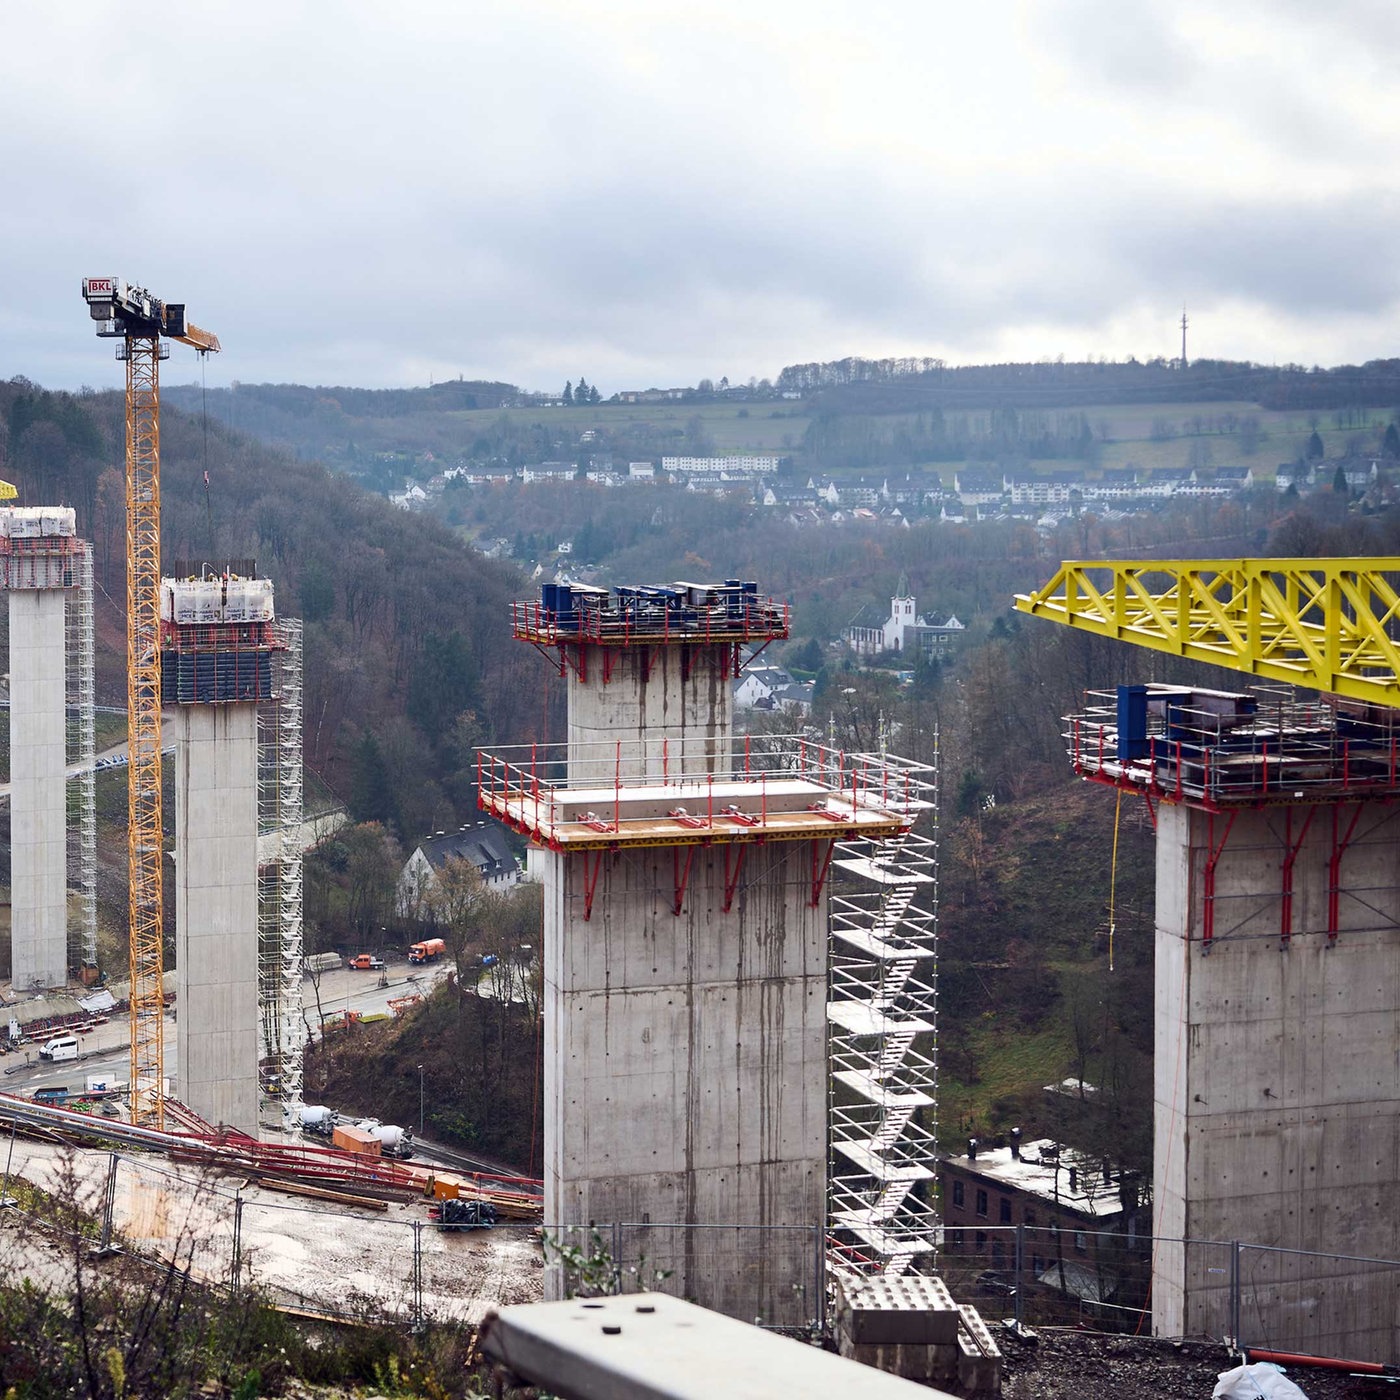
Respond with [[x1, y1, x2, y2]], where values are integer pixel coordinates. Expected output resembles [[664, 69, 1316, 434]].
[[566, 645, 735, 783], [10, 588, 68, 990], [170, 703, 260, 1135], [544, 841, 827, 1323], [1154, 799, 1400, 1361]]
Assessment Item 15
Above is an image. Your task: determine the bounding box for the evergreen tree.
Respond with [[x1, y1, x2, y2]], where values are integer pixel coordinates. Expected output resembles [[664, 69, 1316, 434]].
[[407, 630, 482, 733], [576, 377, 589, 403], [1333, 463, 1349, 494], [349, 733, 397, 829], [1383, 423, 1400, 459], [1306, 429, 1325, 460], [562, 381, 573, 405]]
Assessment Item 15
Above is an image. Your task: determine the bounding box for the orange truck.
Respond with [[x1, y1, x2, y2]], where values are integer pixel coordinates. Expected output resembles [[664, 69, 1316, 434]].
[[408, 937, 446, 964]]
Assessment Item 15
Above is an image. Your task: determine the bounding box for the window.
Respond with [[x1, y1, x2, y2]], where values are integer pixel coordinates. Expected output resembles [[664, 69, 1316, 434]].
[[952, 1181, 964, 1208], [999, 1197, 1012, 1223], [1024, 1209, 1037, 1228], [975, 1231, 987, 1254], [975, 1189, 988, 1218], [1074, 1231, 1088, 1254], [992, 1240, 1005, 1266], [948, 1228, 964, 1252]]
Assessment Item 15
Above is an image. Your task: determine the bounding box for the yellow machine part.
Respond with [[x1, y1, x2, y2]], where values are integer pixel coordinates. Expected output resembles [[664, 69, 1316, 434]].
[[1014, 557, 1400, 707]]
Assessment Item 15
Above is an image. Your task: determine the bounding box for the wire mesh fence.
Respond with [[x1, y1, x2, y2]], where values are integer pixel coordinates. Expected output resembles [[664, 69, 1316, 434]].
[[6, 1138, 1400, 1360]]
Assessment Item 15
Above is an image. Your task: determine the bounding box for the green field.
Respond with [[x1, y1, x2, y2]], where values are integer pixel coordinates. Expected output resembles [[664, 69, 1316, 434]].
[[436, 395, 1387, 483], [443, 400, 811, 454]]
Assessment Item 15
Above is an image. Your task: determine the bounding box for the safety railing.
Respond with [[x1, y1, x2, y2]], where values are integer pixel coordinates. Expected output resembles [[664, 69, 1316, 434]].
[[476, 734, 935, 843], [1065, 687, 1400, 807], [511, 596, 790, 646]]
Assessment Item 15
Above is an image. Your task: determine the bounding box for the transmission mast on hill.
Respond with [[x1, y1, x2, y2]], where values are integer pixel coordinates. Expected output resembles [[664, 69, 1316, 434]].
[[79, 278, 220, 1126]]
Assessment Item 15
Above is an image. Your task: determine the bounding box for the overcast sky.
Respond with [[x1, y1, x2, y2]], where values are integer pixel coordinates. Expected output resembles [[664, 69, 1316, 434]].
[[4, 1, 1398, 395]]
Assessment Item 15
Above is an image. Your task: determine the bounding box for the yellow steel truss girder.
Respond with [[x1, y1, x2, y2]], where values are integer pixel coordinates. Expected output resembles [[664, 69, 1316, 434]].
[[1014, 558, 1400, 706], [126, 338, 165, 1129]]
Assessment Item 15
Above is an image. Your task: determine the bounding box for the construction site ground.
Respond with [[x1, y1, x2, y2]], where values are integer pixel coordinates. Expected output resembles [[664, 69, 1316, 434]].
[[1, 1136, 1386, 1396], [0, 1138, 544, 1325], [997, 1326, 1381, 1399]]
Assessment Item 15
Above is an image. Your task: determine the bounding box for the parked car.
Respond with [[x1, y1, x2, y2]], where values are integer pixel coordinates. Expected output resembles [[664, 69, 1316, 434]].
[[348, 954, 385, 971]]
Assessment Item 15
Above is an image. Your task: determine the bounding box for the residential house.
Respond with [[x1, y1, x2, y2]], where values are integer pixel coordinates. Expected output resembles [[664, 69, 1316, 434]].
[[1212, 466, 1254, 493], [734, 665, 794, 708], [522, 462, 578, 483], [1005, 471, 1081, 507], [396, 824, 520, 916], [1141, 468, 1195, 497], [955, 469, 1005, 507], [661, 455, 781, 475], [1082, 469, 1140, 502]]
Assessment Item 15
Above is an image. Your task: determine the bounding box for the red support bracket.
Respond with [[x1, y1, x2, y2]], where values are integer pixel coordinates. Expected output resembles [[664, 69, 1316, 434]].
[[557, 643, 587, 682], [810, 838, 837, 908], [1278, 806, 1316, 948], [722, 844, 747, 914], [1142, 791, 1159, 831], [673, 844, 697, 917], [1201, 809, 1238, 955], [580, 848, 606, 922], [602, 646, 617, 685], [1328, 803, 1365, 946]]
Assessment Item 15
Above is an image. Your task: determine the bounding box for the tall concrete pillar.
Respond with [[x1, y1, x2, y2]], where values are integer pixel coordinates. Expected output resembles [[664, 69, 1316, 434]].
[[1154, 799, 1400, 1360], [170, 703, 260, 1134], [10, 589, 68, 989], [545, 842, 827, 1322]]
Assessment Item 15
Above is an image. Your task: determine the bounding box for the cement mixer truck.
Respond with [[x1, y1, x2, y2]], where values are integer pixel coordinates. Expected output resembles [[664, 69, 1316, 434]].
[[355, 1119, 415, 1159], [300, 1104, 336, 1138]]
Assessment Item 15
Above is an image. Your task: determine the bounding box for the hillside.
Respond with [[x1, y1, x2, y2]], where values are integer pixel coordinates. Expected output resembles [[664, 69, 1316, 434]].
[[1, 377, 548, 845]]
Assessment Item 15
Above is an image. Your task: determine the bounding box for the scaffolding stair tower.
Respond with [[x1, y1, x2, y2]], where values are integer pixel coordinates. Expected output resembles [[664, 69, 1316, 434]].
[[258, 618, 305, 1131], [827, 746, 939, 1279]]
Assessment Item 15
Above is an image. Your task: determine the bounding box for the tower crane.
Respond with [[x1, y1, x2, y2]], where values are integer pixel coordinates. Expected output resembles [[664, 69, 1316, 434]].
[[80, 278, 220, 1126]]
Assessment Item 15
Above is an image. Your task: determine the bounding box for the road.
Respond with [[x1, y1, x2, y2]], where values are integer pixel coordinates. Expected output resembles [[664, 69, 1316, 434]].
[[0, 959, 455, 1101]]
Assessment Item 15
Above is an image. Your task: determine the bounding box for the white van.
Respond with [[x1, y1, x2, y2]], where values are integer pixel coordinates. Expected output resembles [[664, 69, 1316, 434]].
[[38, 1035, 79, 1062]]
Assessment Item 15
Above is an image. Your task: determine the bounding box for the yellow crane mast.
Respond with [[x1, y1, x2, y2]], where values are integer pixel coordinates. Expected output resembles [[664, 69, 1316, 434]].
[[1014, 557, 1400, 707], [80, 278, 220, 1126]]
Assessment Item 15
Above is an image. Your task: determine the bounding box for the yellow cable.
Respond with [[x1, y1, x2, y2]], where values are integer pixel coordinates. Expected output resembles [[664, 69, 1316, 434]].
[[1108, 787, 1122, 972]]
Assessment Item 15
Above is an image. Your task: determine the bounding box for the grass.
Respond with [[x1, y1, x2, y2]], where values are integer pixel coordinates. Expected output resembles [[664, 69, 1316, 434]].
[[443, 400, 811, 454]]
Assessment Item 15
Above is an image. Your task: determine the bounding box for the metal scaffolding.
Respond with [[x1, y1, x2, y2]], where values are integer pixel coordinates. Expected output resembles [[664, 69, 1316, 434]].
[[828, 742, 939, 1278], [258, 617, 304, 1130], [65, 540, 97, 972]]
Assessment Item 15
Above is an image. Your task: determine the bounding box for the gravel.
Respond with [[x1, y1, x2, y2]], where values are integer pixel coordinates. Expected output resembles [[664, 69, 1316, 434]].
[[997, 1327, 1394, 1400]]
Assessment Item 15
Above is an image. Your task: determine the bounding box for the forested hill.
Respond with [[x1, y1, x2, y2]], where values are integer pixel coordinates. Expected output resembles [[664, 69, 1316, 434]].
[[163, 378, 520, 461], [0, 376, 542, 842], [782, 355, 1400, 414]]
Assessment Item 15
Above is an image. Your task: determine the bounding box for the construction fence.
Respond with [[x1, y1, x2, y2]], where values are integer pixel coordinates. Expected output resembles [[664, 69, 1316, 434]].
[[939, 1224, 1400, 1365], [4, 1141, 1400, 1360]]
